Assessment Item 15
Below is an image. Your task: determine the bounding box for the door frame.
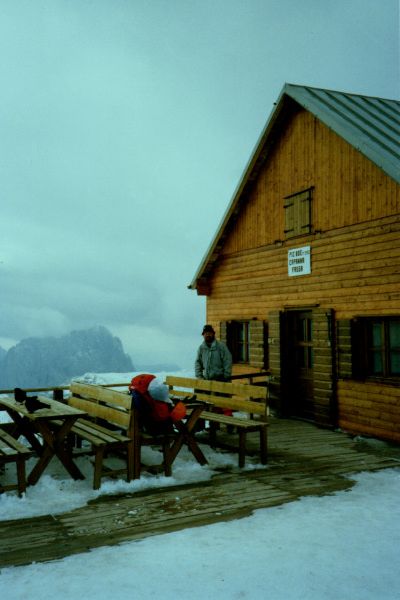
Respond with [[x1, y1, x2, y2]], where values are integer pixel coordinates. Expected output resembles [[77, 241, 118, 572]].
[[279, 307, 337, 426]]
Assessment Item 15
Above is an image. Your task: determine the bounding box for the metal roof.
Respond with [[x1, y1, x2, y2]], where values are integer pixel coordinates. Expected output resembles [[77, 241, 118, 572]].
[[189, 84, 400, 291]]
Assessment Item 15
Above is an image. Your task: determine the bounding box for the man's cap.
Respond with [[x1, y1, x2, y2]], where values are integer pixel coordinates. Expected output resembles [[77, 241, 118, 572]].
[[202, 324, 215, 334]]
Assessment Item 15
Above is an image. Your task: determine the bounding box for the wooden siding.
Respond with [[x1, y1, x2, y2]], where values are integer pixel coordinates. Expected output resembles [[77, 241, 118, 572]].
[[207, 214, 400, 322], [222, 107, 400, 254], [337, 380, 400, 443]]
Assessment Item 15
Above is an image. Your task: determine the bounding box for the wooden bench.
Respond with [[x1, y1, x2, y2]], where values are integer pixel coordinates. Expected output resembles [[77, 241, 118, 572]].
[[166, 376, 269, 468], [69, 383, 207, 482], [0, 427, 32, 496], [67, 382, 138, 489]]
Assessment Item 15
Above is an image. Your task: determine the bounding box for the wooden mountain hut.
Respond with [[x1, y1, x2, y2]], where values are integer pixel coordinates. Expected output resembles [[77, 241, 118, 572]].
[[189, 83, 400, 443]]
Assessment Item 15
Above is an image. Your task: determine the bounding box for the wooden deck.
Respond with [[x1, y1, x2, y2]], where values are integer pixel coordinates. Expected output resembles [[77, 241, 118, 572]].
[[1, 418, 399, 568]]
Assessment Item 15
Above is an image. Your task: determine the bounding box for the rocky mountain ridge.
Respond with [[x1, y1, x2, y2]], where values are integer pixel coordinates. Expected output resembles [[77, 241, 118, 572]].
[[0, 326, 134, 388]]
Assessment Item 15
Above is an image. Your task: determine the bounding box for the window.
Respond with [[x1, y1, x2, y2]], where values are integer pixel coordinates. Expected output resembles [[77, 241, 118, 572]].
[[293, 312, 313, 370], [353, 317, 400, 379], [227, 321, 249, 363], [284, 188, 312, 239]]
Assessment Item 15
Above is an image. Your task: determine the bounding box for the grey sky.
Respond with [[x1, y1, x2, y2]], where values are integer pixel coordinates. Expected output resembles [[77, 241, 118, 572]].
[[0, 0, 399, 369]]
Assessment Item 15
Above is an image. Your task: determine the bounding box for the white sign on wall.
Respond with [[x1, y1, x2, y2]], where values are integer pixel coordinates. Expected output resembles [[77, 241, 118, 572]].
[[288, 245, 311, 277]]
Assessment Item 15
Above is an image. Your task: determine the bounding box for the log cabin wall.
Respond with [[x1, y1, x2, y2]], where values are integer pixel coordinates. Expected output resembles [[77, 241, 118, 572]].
[[337, 380, 400, 443], [205, 105, 400, 440], [209, 214, 400, 321], [221, 106, 399, 253]]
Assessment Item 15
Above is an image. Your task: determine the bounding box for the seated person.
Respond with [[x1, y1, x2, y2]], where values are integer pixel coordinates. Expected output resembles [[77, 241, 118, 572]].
[[129, 374, 186, 435]]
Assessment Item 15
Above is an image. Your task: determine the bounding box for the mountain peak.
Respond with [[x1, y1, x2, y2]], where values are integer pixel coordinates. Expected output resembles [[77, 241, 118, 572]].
[[0, 327, 134, 388]]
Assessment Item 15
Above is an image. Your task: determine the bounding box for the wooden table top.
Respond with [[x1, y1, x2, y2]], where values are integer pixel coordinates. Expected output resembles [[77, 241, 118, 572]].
[[0, 395, 86, 420]]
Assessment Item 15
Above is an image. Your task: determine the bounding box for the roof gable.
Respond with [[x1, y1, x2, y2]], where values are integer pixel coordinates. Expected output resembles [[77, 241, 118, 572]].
[[189, 83, 400, 292], [285, 84, 399, 184]]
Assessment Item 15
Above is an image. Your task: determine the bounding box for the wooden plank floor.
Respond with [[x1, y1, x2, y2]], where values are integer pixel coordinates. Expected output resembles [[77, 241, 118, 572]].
[[1, 418, 399, 568]]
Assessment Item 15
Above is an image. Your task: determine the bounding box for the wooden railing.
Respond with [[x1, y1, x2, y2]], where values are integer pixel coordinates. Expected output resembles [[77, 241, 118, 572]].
[[0, 383, 131, 402], [0, 385, 71, 401]]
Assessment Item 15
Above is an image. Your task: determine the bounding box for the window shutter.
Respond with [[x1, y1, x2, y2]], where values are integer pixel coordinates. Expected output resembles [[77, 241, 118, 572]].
[[220, 321, 228, 345], [263, 321, 269, 370], [284, 188, 312, 238], [300, 192, 311, 233], [351, 319, 367, 380], [336, 319, 352, 379], [249, 320, 265, 368], [225, 320, 234, 357], [284, 200, 295, 235]]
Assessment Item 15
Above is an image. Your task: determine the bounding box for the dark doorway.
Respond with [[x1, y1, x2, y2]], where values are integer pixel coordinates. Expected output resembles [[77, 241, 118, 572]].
[[284, 310, 315, 420]]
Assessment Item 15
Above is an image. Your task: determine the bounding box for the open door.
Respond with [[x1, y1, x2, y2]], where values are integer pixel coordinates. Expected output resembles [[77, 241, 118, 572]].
[[284, 310, 315, 421]]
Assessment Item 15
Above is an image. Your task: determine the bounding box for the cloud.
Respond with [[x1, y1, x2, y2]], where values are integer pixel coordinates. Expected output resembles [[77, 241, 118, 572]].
[[0, 304, 69, 341], [0, 0, 398, 368], [112, 319, 203, 370]]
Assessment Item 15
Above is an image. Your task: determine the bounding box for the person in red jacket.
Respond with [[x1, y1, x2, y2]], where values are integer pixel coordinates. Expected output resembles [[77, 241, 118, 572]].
[[129, 373, 186, 435]]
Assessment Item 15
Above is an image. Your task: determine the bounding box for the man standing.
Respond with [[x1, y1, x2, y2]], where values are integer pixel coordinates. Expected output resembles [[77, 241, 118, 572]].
[[195, 324, 232, 382]]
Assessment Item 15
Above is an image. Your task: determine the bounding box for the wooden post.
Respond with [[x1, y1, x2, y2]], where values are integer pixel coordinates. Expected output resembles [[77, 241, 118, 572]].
[[53, 388, 64, 402]]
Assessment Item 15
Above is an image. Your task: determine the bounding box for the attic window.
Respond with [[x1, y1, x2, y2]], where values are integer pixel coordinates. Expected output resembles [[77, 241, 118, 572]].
[[284, 188, 313, 239]]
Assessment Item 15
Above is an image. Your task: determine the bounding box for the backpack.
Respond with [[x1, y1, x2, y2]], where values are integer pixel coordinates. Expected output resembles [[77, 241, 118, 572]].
[[129, 374, 186, 434]]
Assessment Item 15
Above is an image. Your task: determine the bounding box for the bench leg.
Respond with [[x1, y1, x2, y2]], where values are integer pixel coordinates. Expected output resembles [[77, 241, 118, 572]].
[[238, 430, 246, 468], [16, 457, 27, 496], [0, 461, 8, 494], [260, 426, 268, 465], [134, 436, 142, 479], [209, 422, 218, 448], [163, 441, 172, 477], [126, 440, 135, 482], [0, 457, 27, 497], [93, 446, 105, 490]]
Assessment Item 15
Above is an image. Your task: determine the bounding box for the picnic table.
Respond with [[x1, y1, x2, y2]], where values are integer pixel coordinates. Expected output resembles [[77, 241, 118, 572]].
[[0, 395, 86, 485]]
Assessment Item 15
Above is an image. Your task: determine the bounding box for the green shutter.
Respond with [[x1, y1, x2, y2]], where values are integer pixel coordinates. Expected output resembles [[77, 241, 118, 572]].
[[336, 319, 353, 379], [351, 319, 368, 380]]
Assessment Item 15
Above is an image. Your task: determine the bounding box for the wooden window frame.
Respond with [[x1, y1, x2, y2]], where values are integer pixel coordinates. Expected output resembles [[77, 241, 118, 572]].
[[227, 320, 250, 364], [353, 317, 400, 380], [284, 187, 313, 239]]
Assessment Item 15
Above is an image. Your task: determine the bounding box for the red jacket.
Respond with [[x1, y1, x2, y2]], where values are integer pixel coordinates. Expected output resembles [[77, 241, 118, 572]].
[[129, 374, 186, 423]]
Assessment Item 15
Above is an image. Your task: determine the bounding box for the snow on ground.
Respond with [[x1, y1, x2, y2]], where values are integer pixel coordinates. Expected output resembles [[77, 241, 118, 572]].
[[1, 370, 252, 520], [1, 371, 400, 599], [1, 469, 400, 600], [0, 440, 249, 521]]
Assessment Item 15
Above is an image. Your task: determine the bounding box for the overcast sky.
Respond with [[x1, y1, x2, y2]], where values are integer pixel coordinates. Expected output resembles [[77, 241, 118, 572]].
[[0, 0, 399, 369]]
